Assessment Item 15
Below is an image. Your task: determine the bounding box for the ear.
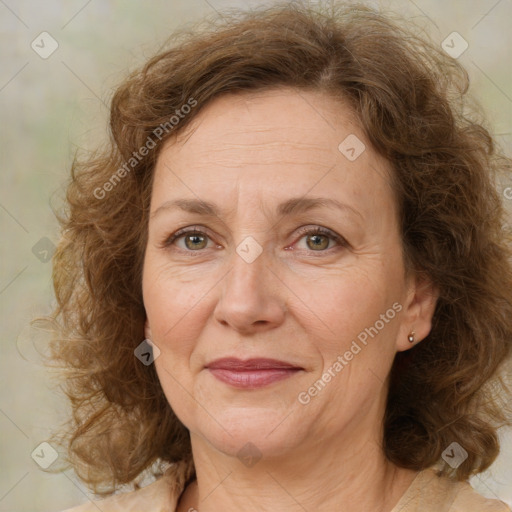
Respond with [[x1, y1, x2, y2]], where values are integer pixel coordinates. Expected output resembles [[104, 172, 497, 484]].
[[396, 271, 438, 352], [144, 318, 153, 341]]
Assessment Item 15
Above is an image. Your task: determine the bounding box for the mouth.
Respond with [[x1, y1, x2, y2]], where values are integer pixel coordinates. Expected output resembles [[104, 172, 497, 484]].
[[205, 358, 303, 389]]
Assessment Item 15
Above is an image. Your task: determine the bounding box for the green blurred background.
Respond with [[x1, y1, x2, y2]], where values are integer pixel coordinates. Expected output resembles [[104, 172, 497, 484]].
[[1, 1, 511, 510]]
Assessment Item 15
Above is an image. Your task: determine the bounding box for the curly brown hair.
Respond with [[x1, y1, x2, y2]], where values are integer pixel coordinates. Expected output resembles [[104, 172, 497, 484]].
[[47, 0, 512, 496]]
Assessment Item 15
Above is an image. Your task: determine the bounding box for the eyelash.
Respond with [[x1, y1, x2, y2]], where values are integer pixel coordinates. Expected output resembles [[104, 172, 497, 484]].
[[163, 225, 348, 255]]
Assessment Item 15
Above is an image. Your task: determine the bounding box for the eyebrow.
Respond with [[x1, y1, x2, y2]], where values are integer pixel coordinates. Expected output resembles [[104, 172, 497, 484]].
[[151, 196, 363, 220]]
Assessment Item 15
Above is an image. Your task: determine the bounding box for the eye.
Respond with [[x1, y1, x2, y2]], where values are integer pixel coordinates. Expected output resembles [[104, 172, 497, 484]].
[[292, 226, 348, 253], [164, 226, 216, 251]]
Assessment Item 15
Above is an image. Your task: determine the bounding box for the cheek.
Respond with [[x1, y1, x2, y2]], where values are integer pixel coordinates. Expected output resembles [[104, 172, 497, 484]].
[[143, 265, 211, 424], [295, 265, 402, 350], [305, 274, 404, 410], [142, 259, 213, 363], [300, 271, 402, 414]]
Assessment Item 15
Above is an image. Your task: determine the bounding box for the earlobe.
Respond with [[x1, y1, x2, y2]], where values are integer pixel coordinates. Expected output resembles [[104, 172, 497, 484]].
[[144, 319, 152, 341], [396, 273, 439, 352]]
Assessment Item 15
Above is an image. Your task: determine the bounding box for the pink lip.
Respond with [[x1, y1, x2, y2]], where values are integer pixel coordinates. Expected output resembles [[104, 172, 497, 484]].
[[206, 358, 303, 389]]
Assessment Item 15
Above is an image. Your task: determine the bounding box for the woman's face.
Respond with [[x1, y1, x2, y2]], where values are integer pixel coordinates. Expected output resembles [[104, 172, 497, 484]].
[[142, 88, 431, 461]]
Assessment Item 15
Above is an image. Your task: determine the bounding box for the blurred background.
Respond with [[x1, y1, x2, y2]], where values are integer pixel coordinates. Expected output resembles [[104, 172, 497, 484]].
[[1, 0, 511, 510]]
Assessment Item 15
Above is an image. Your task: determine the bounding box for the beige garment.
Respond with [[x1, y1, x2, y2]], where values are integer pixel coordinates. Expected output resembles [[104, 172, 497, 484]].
[[61, 465, 511, 512]]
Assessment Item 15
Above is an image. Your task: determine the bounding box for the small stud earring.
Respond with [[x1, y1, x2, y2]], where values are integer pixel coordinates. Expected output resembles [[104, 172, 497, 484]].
[[408, 332, 415, 344]]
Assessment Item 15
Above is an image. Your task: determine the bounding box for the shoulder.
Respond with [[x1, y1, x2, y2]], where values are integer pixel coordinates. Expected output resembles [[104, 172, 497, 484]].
[[58, 469, 184, 512], [449, 479, 511, 512], [392, 468, 511, 512]]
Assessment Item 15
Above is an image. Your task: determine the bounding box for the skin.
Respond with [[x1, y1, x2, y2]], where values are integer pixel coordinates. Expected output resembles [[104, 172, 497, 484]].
[[142, 87, 438, 512]]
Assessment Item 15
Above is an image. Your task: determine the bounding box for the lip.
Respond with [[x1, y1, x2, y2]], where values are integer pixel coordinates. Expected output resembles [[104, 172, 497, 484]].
[[206, 358, 303, 389]]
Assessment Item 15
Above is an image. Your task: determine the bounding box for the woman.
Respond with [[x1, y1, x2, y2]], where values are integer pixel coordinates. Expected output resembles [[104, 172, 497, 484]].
[[50, 1, 512, 511]]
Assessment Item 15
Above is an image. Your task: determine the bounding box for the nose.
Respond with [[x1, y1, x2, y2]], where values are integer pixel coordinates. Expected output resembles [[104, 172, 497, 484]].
[[213, 242, 286, 335]]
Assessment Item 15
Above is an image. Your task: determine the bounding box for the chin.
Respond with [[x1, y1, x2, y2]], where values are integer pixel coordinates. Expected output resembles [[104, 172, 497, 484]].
[[189, 405, 307, 461]]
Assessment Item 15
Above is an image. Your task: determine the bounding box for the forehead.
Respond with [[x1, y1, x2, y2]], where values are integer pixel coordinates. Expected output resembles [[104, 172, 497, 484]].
[[151, 88, 395, 220], [171, 88, 361, 161]]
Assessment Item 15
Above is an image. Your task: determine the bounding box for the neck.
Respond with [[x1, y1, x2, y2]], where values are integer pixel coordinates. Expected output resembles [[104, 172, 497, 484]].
[[178, 423, 418, 512]]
